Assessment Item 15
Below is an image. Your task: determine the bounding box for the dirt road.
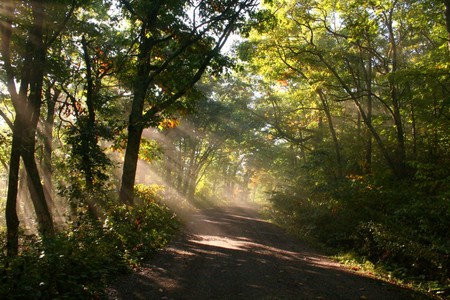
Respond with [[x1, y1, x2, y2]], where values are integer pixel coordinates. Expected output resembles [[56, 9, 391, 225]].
[[107, 203, 432, 300]]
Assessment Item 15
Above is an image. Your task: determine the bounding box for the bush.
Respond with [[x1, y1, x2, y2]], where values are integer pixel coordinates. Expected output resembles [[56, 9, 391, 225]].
[[103, 185, 179, 264], [0, 184, 179, 299], [268, 174, 450, 289], [0, 225, 125, 299], [353, 197, 450, 282]]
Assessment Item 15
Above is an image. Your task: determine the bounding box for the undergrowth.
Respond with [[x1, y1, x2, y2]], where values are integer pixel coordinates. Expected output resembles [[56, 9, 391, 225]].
[[268, 174, 450, 299], [0, 184, 179, 299]]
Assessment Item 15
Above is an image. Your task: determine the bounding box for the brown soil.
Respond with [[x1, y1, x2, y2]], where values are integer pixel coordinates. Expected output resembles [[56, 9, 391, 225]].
[[107, 202, 433, 300]]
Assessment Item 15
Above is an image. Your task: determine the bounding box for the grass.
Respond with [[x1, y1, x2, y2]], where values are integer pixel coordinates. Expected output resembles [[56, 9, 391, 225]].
[[333, 252, 449, 300]]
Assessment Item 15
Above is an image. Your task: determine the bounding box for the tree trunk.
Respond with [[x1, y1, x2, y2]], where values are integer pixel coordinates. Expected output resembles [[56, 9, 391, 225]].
[[119, 122, 144, 205], [183, 142, 197, 197], [318, 89, 342, 179], [319, 54, 401, 178], [387, 9, 407, 177], [363, 53, 373, 174], [22, 152, 54, 235], [22, 76, 55, 235], [5, 119, 23, 257], [80, 35, 96, 189], [119, 24, 151, 205], [176, 141, 184, 190], [353, 99, 400, 177], [3, 0, 24, 256], [163, 130, 177, 187], [3, 0, 55, 253], [410, 100, 417, 159], [21, 2, 54, 235], [365, 100, 373, 174]]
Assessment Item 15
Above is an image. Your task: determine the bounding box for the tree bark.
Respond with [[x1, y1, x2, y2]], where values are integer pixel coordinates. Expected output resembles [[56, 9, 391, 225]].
[[22, 153, 54, 235], [386, 7, 408, 177], [119, 123, 144, 205], [5, 119, 22, 257], [2, 0, 54, 254], [80, 35, 96, 189], [317, 89, 342, 179], [21, 2, 54, 235], [118, 22, 151, 205], [2, 0, 22, 256], [183, 140, 198, 197], [361, 51, 373, 175]]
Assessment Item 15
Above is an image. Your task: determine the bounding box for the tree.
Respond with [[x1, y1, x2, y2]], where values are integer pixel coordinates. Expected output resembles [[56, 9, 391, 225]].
[[0, 0, 78, 256], [55, 4, 124, 217], [239, 0, 448, 179], [117, 0, 259, 204]]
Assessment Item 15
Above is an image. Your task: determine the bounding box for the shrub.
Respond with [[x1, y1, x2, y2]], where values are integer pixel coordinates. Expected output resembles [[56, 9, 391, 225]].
[[0, 184, 179, 299], [268, 175, 450, 287], [0, 225, 125, 299], [103, 186, 179, 264]]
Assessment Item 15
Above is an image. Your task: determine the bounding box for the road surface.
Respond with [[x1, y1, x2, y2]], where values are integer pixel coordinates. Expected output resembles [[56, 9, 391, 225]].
[[107, 202, 432, 300]]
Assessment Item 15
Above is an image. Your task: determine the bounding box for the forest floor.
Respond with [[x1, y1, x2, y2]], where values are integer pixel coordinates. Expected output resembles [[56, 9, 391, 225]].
[[106, 201, 434, 300]]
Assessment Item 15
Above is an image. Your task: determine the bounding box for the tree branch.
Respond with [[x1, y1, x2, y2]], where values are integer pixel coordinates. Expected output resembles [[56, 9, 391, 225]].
[[46, 0, 76, 46]]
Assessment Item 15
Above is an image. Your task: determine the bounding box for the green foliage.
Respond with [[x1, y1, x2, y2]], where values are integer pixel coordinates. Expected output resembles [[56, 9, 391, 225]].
[[139, 138, 162, 163], [0, 185, 179, 299], [103, 185, 179, 264], [0, 226, 124, 299], [64, 117, 112, 184], [268, 172, 450, 292]]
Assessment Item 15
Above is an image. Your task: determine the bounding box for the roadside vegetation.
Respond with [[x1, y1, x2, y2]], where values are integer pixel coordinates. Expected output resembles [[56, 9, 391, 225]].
[[267, 169, 449, 298], [0, 185, 179, 299]]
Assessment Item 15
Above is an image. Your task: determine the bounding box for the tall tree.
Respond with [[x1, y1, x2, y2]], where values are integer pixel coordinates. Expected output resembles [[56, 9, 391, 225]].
[[117, 0, 259, 204], [0, 0, 77, 255]]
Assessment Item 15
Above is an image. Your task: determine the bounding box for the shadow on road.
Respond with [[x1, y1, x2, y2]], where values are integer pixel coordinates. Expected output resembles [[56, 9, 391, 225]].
[[108, 204, 433, 300]]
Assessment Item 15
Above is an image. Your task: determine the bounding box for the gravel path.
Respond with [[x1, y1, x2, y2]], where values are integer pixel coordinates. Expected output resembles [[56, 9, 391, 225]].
[[107, 202, 432, 300]]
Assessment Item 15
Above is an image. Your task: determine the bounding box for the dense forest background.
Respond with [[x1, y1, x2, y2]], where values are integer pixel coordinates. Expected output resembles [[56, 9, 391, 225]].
[[0, 0, 449, 298]]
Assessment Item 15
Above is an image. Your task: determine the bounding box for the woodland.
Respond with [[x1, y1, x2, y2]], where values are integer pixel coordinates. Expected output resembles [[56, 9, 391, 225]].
[[0, 0, 449, 298]]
